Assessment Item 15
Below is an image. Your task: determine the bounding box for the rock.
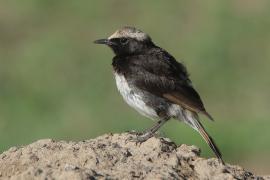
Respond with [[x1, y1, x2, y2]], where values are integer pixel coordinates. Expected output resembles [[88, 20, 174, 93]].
[[0, 133, 268, 180]]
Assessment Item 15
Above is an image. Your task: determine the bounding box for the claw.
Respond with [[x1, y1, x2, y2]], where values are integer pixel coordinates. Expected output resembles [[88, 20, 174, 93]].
[[127, 132, 154, 145], [126, 119, 168, 145]]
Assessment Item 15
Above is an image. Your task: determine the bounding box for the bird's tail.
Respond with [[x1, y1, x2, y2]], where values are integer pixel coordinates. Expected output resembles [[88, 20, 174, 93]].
[[182, 110, 225, 165]]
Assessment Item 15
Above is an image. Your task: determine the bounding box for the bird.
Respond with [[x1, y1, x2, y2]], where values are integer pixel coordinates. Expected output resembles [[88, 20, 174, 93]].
[[94, 26, 224, 164]]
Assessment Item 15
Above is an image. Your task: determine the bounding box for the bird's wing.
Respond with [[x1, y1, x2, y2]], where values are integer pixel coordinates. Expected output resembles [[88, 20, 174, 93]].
[[126, 49, 213, 120]]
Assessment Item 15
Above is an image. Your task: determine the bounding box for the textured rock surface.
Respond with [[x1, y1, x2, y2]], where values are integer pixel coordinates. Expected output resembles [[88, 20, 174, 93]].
[[0, 133, 269, 180]]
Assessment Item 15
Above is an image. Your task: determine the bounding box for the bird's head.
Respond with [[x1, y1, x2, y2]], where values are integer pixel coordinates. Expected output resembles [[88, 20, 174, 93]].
[[94, 26, 154, 56]]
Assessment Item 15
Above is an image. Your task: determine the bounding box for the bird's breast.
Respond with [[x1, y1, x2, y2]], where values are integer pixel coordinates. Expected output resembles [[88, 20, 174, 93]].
[[114, 73, 159, 120]]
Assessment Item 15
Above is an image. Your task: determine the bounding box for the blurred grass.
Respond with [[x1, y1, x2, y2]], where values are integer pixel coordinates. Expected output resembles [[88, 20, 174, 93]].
[[0, 0, 270, 174]]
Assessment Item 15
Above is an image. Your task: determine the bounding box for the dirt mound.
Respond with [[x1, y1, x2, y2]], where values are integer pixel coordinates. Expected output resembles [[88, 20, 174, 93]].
[[0, 133, 268, 179]]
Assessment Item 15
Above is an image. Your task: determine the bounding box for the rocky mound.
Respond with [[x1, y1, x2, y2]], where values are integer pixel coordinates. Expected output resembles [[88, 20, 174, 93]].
[[0, 133, 268, 179]]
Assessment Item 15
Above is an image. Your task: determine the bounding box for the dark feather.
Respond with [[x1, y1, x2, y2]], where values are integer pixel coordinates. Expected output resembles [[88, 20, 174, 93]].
[[113, 47, 213, 120], [192, 118, 224, 164]]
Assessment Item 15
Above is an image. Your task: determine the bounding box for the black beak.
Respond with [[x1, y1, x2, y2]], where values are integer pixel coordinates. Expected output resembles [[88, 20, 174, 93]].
[[94, 38, 117, 46], [94, 39, 109, 45]]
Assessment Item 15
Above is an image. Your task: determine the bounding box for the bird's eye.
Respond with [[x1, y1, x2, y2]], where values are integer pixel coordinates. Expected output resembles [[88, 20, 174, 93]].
[[120, 38, 129, 45]]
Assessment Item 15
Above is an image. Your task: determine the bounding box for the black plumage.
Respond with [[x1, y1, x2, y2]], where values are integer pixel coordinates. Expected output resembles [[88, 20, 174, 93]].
[[94, 26, 224, 164], [112, 48, 213, 119]]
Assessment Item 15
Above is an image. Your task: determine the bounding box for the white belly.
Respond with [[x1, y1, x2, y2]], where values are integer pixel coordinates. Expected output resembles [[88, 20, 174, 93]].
[[114, 73, 158, 120]]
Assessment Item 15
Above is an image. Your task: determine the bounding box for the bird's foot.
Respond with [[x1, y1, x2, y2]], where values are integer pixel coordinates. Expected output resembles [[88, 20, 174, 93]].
[[127, 132, 154, 145]]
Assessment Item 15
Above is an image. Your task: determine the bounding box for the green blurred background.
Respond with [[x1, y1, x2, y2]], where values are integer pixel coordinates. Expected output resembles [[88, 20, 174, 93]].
[[0, 0, 270, 174]]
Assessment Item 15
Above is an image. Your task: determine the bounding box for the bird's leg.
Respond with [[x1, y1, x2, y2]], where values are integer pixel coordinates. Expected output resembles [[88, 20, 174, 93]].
[[129, 119, 168, 143], [126, 130, 144, 136]]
